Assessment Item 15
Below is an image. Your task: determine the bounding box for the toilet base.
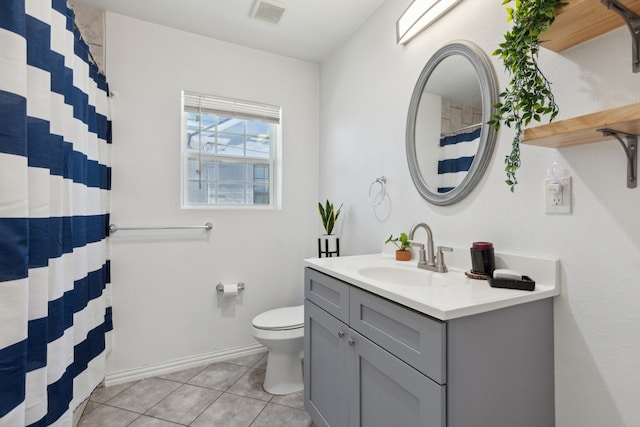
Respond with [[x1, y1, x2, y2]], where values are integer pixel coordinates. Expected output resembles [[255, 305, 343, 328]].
[[263, 350, 303, 395]]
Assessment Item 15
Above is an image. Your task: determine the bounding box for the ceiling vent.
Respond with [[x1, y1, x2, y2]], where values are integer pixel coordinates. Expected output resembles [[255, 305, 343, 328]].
[[250, 0, 286, 25]]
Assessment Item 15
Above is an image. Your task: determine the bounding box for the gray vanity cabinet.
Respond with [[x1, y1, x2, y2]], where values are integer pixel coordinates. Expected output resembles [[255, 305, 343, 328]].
[[304, 267, 555, 427], [304, 268, 444, 427]]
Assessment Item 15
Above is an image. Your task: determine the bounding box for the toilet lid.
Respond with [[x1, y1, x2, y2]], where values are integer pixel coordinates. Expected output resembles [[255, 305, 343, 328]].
[[252, 305, 304, 330]]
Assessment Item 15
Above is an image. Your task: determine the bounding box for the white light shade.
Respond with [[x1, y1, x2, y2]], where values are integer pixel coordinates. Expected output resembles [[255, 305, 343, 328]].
[[397, 0, 463, 45]]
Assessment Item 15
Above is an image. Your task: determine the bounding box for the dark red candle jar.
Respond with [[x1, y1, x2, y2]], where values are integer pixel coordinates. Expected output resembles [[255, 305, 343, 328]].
[[470, 242, 495, 276]]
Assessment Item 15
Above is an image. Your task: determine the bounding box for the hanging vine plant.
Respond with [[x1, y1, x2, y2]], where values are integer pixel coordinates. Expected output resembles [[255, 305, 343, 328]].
[[489, 0, 564, 191]]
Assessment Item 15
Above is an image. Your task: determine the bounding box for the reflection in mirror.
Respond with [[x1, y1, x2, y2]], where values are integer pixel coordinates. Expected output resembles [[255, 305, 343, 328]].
[[407, 41, 498, 205], [415, 55, 482, 193]]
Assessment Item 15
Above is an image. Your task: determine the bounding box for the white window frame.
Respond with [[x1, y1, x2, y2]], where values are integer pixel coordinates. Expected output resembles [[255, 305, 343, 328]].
[[181, 91, 281, 209]]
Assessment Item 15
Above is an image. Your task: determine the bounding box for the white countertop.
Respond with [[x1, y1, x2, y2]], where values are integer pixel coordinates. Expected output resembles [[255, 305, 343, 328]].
[[304, 251, 560, 320]]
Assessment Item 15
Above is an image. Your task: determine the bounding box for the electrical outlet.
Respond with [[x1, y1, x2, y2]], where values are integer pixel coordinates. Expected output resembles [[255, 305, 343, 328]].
[[551, 190, 562, 206], [545, 177, 571, 214]]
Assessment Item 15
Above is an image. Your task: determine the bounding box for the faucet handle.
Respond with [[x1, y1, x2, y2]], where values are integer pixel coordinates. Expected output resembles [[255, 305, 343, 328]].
[[435, 246, 453, 272], [409, 240, 424, 249], [409, 241, 427, 265]]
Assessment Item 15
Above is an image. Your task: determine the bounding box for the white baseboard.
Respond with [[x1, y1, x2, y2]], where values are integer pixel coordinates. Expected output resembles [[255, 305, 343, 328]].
[[103, 343, 267, 387]]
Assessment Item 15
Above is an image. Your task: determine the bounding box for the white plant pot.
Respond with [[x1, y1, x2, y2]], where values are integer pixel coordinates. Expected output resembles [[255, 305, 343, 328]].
[[318, 234, 340, 257]]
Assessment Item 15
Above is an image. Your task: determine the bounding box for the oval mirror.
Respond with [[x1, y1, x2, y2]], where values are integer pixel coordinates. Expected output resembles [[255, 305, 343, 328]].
[[406, 41, 498, 205]]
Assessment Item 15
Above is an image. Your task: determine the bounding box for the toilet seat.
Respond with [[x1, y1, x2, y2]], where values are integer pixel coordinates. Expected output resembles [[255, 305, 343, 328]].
[[252, 305, 304, 331]]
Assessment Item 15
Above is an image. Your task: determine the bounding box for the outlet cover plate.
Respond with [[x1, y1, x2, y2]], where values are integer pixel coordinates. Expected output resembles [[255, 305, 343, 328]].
[[545, 177, 571, 214]]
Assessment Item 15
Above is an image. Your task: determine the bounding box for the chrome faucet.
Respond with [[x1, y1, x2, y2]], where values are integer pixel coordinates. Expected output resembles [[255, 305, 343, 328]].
[[409, 223, 436, 269], [408, 222, 452, 273]]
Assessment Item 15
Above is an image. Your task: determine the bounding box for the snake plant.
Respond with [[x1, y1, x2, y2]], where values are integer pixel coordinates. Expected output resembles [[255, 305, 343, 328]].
[[318, 200, 342, 235]]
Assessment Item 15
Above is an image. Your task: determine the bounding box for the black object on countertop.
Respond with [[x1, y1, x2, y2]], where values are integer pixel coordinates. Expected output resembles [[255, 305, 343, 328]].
[[470, 242, 495, 276], [488, 275, 536, 291]]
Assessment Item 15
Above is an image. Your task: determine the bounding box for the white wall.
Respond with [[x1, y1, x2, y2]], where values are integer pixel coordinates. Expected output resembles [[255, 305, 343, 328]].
[[320, 1, 640, 426], [415, 92, 440, 187], [105, 13, 319, 374]]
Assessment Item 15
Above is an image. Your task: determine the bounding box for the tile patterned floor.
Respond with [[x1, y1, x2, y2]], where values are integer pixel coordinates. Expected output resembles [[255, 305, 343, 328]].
[[78, 351, 313, 426]]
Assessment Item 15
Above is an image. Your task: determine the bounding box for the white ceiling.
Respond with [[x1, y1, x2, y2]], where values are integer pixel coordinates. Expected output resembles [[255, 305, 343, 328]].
[[70, 0, 388, 63]]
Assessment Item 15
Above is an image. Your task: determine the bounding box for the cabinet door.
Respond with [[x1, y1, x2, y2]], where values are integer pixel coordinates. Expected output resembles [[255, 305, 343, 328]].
[[304, 300, 349, 427], [348, 329, 445, 427]]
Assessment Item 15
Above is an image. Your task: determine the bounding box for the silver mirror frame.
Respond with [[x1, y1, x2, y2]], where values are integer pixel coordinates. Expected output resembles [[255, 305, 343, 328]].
[[406, 40, 498, 206]]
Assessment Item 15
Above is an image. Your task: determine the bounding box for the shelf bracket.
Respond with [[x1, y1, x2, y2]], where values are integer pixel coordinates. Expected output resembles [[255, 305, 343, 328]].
[[598, 128, 637, 188], [601, 0, 640, 73]]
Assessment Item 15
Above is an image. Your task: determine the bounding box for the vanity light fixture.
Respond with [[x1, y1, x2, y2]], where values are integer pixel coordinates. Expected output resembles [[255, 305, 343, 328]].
[[396, 0, 463, 45]]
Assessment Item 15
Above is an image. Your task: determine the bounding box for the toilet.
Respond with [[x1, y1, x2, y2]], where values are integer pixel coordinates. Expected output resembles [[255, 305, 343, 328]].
[[251, 305, 304, 395]]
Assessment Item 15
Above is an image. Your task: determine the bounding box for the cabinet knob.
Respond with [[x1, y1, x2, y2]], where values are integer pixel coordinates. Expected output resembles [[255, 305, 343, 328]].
[[348, 337, 355, 345], [338, 330, 345, 337]]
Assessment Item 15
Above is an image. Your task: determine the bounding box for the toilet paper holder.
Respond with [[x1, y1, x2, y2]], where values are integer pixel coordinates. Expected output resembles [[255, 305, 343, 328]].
[[216, 282, 245, 292]]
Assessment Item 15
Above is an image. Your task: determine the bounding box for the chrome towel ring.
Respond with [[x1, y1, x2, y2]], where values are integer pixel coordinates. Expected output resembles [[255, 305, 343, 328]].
[[369, 176, 387, 206]]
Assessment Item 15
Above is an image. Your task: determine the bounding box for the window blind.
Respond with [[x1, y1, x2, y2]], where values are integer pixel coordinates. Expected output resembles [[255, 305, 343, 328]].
[[183, 92, 281, 124]]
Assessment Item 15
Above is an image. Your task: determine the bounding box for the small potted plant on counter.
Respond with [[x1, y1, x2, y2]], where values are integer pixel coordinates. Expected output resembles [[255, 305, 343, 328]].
[[318, 200, 342, 257], [386, 233, 412, 261]]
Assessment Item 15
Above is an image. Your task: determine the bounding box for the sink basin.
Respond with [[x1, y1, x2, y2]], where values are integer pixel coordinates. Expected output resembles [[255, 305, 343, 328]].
[[358, 266, 446, 287]]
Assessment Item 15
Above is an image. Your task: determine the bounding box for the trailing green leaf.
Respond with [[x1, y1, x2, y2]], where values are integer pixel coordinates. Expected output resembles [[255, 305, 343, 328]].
[[489, 0, 563, 192]]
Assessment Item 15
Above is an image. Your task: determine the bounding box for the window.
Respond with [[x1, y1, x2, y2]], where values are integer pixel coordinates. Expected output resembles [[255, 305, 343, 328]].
[[182, 92, 281, 207]]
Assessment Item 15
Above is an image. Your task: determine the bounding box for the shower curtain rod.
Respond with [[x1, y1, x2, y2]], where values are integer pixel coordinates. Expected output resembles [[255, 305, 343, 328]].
[[109, 223, 213, 233], [440, 122, 482, 137]]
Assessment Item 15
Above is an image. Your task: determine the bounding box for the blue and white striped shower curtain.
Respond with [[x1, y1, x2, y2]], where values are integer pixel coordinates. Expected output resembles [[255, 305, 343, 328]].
[[437, 128, 480, 193], [0, 1, 112, 425]]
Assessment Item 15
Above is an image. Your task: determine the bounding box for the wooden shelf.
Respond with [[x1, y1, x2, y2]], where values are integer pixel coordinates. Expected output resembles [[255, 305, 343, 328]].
[[523, 103, 640, 148], [543, 0, 640, 52]]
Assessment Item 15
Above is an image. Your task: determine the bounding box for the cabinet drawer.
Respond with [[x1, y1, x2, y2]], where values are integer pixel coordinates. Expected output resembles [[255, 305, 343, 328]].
[[349, 287, 446, 384], [305, 268, 350, 323]]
